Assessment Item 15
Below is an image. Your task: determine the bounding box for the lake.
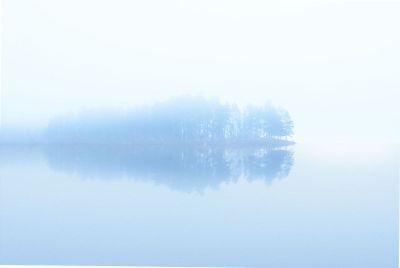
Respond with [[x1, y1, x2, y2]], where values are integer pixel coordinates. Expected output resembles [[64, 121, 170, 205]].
[[0, 142, 398, 267]]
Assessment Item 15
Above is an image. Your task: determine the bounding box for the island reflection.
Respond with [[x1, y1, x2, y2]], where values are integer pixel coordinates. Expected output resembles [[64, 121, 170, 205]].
[[43, 144, 294, 192], [0, 96, 295, 192]]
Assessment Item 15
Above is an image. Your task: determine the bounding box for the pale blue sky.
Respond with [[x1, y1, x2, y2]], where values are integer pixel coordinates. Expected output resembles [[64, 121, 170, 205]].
[[1, 0, 399, 142]]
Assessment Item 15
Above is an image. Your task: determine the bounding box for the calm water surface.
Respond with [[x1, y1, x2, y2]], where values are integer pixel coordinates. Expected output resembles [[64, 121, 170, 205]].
[[0, 143, 398, 267]]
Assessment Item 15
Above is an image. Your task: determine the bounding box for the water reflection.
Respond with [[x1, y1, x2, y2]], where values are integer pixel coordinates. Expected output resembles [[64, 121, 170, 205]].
[[43, 144, 294, 192], [0, 96, 295, 191]]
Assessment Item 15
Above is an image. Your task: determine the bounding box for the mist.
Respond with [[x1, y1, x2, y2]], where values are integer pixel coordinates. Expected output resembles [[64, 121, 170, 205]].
[[0, 2, 398, 266], [1, 0, 399, 142]]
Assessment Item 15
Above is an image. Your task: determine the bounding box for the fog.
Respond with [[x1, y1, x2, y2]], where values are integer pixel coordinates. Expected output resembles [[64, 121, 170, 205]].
[[1, 0, 399, 142]]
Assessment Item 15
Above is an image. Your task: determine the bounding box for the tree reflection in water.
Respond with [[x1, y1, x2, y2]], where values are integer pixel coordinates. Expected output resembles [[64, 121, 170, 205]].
[[43, 144, 294, 192]]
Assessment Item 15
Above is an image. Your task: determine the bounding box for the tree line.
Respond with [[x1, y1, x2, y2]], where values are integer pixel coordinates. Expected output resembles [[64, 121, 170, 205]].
[[45, 96, 294, 144]]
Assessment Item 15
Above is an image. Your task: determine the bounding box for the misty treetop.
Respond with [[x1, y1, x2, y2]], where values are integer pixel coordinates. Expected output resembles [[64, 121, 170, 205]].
[[45, 96, 294, 144]]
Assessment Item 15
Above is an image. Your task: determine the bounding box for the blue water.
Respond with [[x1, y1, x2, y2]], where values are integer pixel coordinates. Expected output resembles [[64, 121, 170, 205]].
[[0, 143, 398, 267]]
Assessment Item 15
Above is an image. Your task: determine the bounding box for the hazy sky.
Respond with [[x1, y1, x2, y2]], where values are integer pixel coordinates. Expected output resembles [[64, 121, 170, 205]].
[[1, 0, 399, 142]]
